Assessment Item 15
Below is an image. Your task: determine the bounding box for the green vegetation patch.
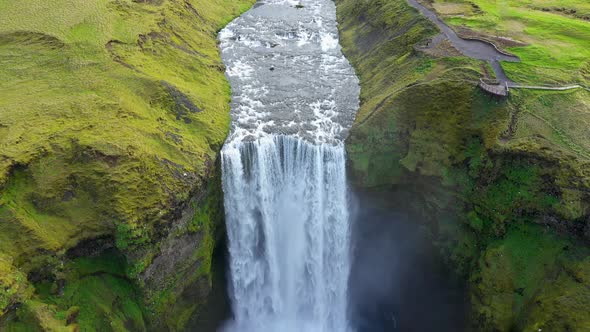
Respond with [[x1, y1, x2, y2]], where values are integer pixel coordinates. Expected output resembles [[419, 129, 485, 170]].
[[473, 224, 590, 331], [427, 0, 590, 84], [0, 0, 255, 329], [2, 250, 144, 331], [336, 0, 590, 330]]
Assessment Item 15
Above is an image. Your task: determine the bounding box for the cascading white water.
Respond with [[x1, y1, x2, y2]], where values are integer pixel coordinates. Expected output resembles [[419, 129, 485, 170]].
[[222, 136, 350, 332], [219, 0, 359, 331]]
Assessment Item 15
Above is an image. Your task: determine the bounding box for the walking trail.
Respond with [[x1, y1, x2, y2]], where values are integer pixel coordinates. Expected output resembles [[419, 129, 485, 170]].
[[406, 0, 589, 96]]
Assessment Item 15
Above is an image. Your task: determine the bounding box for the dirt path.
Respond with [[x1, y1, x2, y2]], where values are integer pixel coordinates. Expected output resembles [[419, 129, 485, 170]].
[[407, 0, 517, 85], [406, 0, 519, 70], [509, 84, 589, 91]]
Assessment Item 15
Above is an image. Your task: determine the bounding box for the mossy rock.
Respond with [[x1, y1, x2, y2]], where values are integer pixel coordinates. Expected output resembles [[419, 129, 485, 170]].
[[0, 0, 255, 330], [336, 0, 590, 329]]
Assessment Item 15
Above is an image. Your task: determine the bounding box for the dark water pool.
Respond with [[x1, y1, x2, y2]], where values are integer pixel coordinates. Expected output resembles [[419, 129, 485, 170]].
[[348, 192, 467, 332]]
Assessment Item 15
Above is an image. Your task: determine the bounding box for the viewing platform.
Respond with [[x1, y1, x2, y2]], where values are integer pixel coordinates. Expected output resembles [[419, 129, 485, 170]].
[[478, 79, 509, 97]]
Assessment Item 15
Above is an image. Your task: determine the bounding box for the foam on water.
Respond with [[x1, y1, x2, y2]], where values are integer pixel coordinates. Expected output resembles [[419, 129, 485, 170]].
[[219, 0, 359, 144]]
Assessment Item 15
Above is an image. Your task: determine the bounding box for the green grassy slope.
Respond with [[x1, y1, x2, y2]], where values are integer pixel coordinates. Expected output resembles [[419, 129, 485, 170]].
[[336, 0, 590, 330], [0, 0, 254, 330], [424, 0, 590, 84]]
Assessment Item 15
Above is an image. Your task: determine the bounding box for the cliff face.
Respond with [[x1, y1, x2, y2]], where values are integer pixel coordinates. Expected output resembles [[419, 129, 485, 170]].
[[0, 0, 254, 330], [335, 0, 590, 330]]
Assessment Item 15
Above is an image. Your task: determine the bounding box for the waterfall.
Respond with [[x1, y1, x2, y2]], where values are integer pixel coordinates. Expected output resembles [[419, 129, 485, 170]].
[[219, 0, 359, 331], [222, 136, 350, 331]]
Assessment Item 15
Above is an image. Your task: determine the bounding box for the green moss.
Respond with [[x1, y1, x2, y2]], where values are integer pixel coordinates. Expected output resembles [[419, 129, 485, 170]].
[[1, 300, 71, 332], [0, 255, 32, 316], [437, 214, 479, 276], [336, 0, 590, 329], [472, 245, 514, 331], [0, 0, 255, 329], [187, 173, 224, 235], [141, 167, 224, 330], [65, 252, 141, 330], [472, 224, 590, 331], [62, 275, 145, 331], [115, 223, 151, 251], [466, 211, 484, 232], [462, 158, 560, 230], [70, 250, 127, 278], [2, 250, 140, 331], [522, 254, 590, 331], [429, 0, 590, 84]]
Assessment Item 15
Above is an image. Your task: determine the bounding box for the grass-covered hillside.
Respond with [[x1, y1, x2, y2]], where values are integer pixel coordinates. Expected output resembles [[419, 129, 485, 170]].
[[0, 0, 254, 330], [336, 0, 590, 330], [423, 0, 590, 85]]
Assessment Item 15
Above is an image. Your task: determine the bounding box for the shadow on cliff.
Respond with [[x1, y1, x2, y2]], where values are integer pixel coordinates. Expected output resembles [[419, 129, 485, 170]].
[[348, 191, 467, 332], [184, 241, 232, 332]]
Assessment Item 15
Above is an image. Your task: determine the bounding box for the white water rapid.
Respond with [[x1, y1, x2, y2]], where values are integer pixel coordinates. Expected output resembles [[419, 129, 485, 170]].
[[219, 1, 359, 331]]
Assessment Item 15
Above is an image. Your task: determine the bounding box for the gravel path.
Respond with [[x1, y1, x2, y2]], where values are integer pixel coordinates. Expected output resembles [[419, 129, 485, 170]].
[[407, 0, 589, 94], [406, 0, 518, 84], [509, 84, 590, 92]]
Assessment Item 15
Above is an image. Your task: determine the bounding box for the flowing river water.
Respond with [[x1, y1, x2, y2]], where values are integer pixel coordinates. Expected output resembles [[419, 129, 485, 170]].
[[219, 0, 360, 331]]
